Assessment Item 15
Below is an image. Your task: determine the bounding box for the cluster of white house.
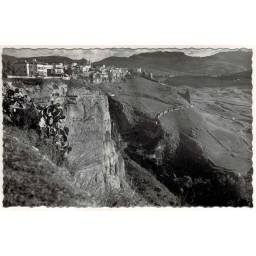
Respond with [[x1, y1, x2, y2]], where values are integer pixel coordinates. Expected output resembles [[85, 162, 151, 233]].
[[72, 63, 131, 84], [13, 59, 65, 77], [12, 59, 131, 83], [11, 59, 152, 84]]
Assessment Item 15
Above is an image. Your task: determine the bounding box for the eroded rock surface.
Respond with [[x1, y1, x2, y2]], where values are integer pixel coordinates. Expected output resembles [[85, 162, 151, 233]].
[[64, 89, 126, 194]]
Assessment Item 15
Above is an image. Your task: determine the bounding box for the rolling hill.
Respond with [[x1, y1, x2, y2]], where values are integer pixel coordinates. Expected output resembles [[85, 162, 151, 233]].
[[95, 50, 252, 77], [2, 54, 88, 65]]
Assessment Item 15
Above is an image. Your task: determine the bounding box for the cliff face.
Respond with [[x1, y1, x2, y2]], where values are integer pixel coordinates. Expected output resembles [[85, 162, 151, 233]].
[[46, 85, 178, 206], [64, 89, 126, 196], [3, 81, 145, 207]]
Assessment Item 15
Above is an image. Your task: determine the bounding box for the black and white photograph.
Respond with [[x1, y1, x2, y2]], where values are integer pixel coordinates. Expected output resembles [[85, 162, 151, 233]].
[[1, 47, 253, 207], [1, 0, 256, 255]]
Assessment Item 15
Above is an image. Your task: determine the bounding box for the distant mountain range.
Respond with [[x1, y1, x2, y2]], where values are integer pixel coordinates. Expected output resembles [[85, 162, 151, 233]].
[[2, 55, 88, 66], [95, 50, 252, 77]]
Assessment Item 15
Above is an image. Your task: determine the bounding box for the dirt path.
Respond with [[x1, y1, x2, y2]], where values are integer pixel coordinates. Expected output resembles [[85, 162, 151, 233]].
[[155, 104, 194, 119]]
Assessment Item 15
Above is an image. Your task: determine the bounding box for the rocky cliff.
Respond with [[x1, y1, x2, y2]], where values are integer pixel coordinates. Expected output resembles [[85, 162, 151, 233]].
[[64, 89, 126, 194], [62, 87, 178, 206], [3, 85, 146, 207]]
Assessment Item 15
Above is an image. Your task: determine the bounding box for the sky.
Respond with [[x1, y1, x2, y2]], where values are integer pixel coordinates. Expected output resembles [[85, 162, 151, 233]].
[[3, 47, 249, 62]]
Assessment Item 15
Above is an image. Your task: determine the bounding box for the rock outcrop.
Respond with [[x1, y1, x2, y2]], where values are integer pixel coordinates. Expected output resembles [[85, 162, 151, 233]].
[[64, 88, 126, 196], [3, 83, 144, 207]]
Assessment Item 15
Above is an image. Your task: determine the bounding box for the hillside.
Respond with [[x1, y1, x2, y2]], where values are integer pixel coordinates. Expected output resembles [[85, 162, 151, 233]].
[[95, 77, 252, 206], [3, 79, 180, 207], [95, 50, 252, 77], [2, 54, 88, 65], [2, 75, 252, 206], [164, 72, 252, 88], [3, 126, 96, 207]]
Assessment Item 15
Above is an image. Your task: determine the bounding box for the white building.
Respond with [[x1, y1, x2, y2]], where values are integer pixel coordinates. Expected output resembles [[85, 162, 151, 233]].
[[13, 59, 65, 77], [80, 64, 92, 72], [71, 62, 78, 68], [52, 63, 64, 76], [137, 67, 142, 73], [26, 59, 54, 77], [36, 63, 54, 76]]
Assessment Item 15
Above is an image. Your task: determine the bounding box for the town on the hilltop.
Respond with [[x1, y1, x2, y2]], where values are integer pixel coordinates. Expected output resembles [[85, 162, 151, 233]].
[[4, 58, 154, 84]]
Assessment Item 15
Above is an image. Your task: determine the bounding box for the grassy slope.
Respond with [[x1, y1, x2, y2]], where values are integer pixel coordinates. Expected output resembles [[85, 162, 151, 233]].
[[102, 77, 252, 205], [125, 157, 180, 206], [98, 77, 251, 175], [3, 126, 96, 207], [165, 75, 252, 88]]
